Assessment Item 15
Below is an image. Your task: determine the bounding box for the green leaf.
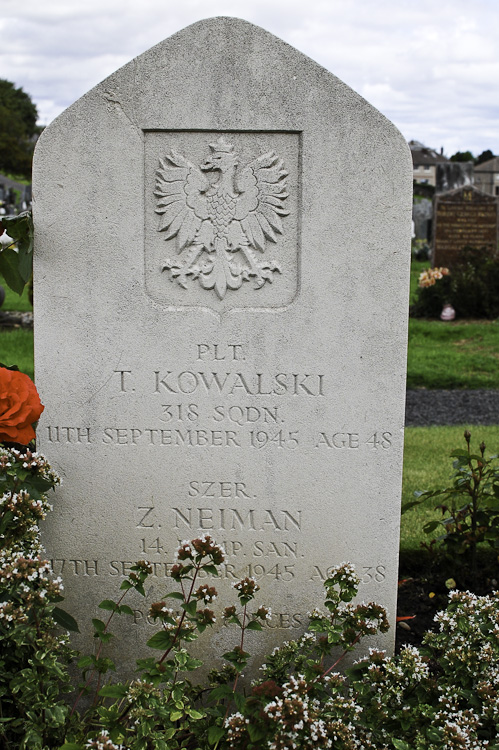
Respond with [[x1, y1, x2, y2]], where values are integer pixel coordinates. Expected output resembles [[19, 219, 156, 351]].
[[423, 520, 440, 534], [202, 564, 219, 576], [187, 708, 204, 720], [2, 212, 33, 285], [77, 655, 95, 669], [119, 604, 134, 615], [95, 657, 115, 674], [0, 510, 14, 536], [246, 620, 262, 631], [401, 499, 423, 513], [248, 725, 265, 742], [449, 450, 470, 459], [234, 692, 246, 712], [166, 591, 185, 601], [170, 709, 183, 721], [3, 212, 32, 249], [92, 618, 106, 633], [147, 631, 173, 650], [392, 740, 411, 750], [182, 600, 198, 616], [208, 726, 225, 745], [18, 248, 32, 283], [209, 685, 234, 701], [99, 599, 118, 611], [53, 607, 80, 632], [99, 683, 128, 698], [0, 246, 26, 295], [134, 583, 146, 597], [426, 727, 442, 742], [58, 744, 85, 750]]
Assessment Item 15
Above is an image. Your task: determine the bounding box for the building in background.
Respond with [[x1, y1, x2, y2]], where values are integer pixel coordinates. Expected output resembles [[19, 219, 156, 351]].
[[474, 157, 499, 197], [409, 141, 473, 192], [410, 141, 449, 187]]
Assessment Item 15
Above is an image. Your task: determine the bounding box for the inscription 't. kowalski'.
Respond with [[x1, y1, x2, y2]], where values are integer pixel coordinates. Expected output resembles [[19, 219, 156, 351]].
[[153, 371, 325, 396], [156, 137, 289, 299]]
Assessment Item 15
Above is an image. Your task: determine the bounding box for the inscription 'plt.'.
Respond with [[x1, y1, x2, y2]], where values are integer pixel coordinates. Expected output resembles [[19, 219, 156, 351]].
[[157, 137, 289, 299]]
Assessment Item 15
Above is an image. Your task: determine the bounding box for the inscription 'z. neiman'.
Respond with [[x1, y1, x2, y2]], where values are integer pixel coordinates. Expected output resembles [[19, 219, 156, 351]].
[[156, 137, 290, 299]]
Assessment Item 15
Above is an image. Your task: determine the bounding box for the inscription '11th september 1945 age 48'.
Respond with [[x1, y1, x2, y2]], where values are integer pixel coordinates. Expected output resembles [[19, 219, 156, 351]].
[[44, 342, 393, 451]]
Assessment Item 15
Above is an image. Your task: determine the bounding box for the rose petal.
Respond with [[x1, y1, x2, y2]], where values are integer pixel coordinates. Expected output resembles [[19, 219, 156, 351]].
[[0, 368, 44, 445]]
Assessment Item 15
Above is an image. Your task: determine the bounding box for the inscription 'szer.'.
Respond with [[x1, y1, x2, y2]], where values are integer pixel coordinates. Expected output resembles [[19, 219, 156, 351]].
[[157, 137, 289, 300]]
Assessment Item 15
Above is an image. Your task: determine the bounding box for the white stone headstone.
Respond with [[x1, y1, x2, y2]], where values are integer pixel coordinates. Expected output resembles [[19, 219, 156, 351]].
[[34, 18, 412, 676]]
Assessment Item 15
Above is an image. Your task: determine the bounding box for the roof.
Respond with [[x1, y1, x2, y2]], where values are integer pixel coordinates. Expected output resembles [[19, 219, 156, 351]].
[[409, 142, 449, 166], [474, 156, 499, 172]]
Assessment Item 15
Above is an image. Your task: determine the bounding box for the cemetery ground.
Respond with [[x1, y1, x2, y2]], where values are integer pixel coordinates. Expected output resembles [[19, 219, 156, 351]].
[[1, 260, 498, 654]]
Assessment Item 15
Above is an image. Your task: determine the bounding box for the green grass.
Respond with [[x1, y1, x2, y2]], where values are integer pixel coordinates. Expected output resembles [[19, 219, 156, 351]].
[[0, 274, 33, 378], [400, 425, 499, 552], [0, 274, 32, 311], [0, 328, 34, 379], [407, 319, 499, 389], [408, 256, 499, 390]]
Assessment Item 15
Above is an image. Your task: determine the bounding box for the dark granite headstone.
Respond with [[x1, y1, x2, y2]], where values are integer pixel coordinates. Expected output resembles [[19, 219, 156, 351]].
[[412, 198, 432, 241], [433, 186, 498, 267]]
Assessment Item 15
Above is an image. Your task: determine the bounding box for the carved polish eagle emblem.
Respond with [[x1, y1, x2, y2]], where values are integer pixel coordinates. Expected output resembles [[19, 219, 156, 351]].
[[156, 137, 289, 300]]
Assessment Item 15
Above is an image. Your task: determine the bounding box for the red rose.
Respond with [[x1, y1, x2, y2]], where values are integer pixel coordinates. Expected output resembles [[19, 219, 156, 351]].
[[0, 368, 44, 444]]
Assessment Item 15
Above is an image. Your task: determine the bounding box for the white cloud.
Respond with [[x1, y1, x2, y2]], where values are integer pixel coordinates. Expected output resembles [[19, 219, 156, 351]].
[[0, 0, 498, 155]]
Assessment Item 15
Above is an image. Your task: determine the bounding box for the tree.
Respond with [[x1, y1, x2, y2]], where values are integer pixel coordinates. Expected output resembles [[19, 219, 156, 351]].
[[475, 149, 495, 166], [0, 79, 38, 179], [450, 150, 474, 163]]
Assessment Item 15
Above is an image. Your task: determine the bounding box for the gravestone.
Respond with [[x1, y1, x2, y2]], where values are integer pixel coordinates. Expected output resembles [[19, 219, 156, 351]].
[[433, 185, 499, 267], [33, 17, 412, 676], [413, 198, 433, 242]]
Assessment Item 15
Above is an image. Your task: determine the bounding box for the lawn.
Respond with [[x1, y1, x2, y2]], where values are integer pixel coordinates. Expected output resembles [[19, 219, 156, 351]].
[[0, 277, 32, 312], [0, 274, 33, 377], [0, 328, 34, 380], [407, 318, 499, 389], [407, 257, 499, 389], [400, 425, 499, 553]]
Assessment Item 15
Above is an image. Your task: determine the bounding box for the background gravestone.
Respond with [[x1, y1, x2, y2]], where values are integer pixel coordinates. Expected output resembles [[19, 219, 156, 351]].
[[33, 17, 412, 676], [433, 185, 499, 267]]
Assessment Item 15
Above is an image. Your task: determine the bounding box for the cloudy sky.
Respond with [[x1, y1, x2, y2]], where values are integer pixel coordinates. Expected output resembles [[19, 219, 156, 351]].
[[1, 0, 498, 158]]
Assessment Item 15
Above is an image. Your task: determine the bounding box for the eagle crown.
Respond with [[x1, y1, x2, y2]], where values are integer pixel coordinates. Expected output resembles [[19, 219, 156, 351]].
[[201, 137, 238, 181]]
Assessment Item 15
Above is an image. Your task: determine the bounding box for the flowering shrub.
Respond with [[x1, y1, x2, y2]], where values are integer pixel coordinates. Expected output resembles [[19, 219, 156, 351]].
[[1, 374, 499, 748], [418, 266, 450, 288], [2, 472, 499, 748], [411, 246, 499, 319], [0, 444, 74, 749], [403, 430, 499, 589], [411, 266, 452, 318]]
